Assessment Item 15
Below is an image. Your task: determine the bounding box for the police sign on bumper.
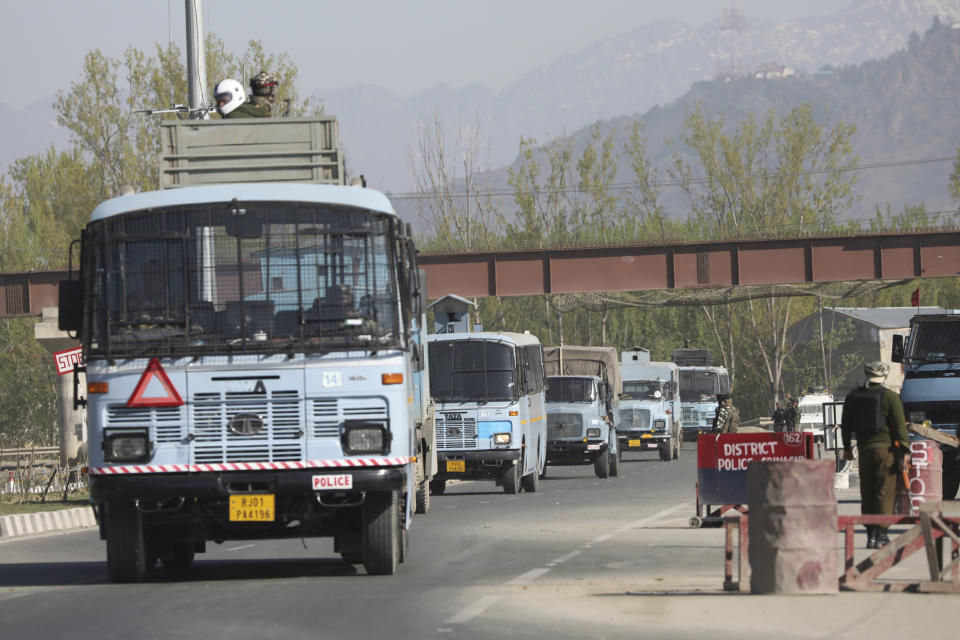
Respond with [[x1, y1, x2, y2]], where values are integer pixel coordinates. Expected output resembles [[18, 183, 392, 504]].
[[313, 474, 353, 490]]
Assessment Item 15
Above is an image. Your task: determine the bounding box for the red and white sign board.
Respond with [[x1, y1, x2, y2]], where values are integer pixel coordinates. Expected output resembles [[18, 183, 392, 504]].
[[313, 474, 354, 490], [54, 347, 84, 376], [127, 358, 184, 407]]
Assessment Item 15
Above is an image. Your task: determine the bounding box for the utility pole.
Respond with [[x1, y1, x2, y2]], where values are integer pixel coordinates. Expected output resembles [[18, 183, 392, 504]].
[[185, 0, 209, 119]]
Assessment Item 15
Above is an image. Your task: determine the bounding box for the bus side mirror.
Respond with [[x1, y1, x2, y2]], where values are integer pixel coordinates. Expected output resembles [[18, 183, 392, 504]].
[[892, 334, 904, 363], [58, 280, 83, 332]]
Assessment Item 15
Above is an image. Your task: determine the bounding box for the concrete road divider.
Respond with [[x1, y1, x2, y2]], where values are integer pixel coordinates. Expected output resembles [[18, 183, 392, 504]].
[[0, 506, 97, 539]]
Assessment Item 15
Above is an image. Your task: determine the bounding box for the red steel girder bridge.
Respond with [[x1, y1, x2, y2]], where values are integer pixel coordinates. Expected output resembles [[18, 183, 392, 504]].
[[2, 230, 960, 318], [418, 230, 960, 299]]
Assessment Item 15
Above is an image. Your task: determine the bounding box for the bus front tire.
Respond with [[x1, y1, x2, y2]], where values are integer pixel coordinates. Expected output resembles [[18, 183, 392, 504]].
[[415, 456, 430, 514], [503, 461, 521, 494], [105, 501, 147, 583], [362, 489, 400, 575], [594, 448, 611, 478], [658, 441, 672, 462]]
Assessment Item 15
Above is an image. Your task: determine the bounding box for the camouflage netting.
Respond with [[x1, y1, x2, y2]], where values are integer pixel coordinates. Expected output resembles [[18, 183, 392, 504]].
[[549, 279, 913, 310]]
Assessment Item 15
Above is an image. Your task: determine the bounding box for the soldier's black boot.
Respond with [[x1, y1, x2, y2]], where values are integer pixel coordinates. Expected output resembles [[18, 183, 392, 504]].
[[874, 528, 891, 548], [866, 525, 877, 549]]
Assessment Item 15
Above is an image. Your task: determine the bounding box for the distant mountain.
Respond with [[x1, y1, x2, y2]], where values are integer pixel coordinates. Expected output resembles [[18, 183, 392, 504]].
[[324, 0, 958, 199], [1, 0, 956, 218], [483, 18, 960, 226]]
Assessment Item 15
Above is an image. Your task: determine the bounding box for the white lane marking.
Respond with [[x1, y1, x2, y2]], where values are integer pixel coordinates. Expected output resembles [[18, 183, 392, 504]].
[[0, 592, 30, 604], [444, 505, 458, 509], [478, 500, 490, 504], [445, 595, 503, 624], [551, 549, 581, 564], [592, 533, 613, 543], [506, 567, 550, 586], [226, 544, 256, 551], [620, 503, 689, 532]]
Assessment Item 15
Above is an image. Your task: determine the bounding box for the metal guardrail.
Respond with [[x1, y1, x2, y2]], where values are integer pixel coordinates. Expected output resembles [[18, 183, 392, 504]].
[[0, 447, 60, 464]]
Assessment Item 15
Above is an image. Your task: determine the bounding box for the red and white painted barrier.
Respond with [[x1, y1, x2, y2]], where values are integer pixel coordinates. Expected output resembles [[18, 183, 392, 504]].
[[87, 456, 413, 475], [896, 440, 942, 515]]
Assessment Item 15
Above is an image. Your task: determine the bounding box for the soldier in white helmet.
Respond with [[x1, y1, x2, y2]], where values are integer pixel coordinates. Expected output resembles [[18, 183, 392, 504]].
[[213, 78, 269, 119]]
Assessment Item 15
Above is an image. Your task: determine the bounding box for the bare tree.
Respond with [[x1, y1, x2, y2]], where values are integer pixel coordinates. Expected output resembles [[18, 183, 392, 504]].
[[410, 113, 501, 251]]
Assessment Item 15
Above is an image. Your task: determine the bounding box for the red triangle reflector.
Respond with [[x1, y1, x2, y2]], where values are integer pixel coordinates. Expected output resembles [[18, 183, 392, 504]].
[[127, 358, 184, 408]]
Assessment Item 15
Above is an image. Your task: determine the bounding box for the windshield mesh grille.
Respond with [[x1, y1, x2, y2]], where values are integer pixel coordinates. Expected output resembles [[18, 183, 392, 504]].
[[547, 413, 583, 439], [620, 408, 651, 429], [436, 415, 478, 449]]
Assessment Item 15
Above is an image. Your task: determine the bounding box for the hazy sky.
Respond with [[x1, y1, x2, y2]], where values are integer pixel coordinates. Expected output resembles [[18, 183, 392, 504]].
[[5, 0, 845, 109]]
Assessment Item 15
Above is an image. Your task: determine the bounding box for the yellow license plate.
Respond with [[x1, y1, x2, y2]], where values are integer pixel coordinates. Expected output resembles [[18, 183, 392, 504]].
[[628, 439, 643, 448], [446, 459, 465, 473], [229, 494, 275, 522]]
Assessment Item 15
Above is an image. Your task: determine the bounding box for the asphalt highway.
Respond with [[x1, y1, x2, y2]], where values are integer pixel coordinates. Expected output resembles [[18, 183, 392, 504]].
[[0, 447, 703, 639], [2, 447, 946, 640]]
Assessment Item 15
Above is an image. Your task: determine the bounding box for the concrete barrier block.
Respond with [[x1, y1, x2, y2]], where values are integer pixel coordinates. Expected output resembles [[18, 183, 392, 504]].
[[748, 460, 838, 594]]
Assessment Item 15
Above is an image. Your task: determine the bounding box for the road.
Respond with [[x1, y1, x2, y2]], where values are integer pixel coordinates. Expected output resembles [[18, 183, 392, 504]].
[[0, 447, 952, 639]]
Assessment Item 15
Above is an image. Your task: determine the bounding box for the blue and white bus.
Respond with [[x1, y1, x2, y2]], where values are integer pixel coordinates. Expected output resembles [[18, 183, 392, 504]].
[[59, 182, 428, 580], [674, 349, 730, 440], [427, 332, 547, 494]]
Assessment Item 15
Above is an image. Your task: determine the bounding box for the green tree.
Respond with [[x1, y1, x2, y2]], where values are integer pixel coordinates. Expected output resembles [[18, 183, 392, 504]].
[[0, 35, 317, 451], [671, 103, 859, 411]]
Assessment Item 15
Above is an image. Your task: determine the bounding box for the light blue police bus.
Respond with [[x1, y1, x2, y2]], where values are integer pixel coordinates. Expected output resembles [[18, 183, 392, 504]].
[[59, 181, 428, 581], [426, 332, 547, 494]]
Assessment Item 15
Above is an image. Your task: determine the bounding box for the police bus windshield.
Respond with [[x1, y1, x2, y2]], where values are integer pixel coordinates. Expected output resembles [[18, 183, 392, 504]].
[[82, 203, 402, 357], [622, 380, 661, 400], [679, 371, 720, 402], [428, 340, 516, 402], [906, 320, 960, 362], [546, 378, 595, 403]]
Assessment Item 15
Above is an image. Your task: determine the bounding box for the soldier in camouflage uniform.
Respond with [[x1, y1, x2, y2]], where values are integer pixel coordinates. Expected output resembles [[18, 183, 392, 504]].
[[713, 393, 740, 434], [249, 71, 278, 116], [840, 361, 909, 549]]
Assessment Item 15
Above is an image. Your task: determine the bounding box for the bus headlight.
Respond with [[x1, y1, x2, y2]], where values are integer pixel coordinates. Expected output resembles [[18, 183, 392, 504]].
[[341, 422, 391, 455], [654, 419, 667, 432], [586, 428, 601, 438], [494, 433, 511, 445], [103, 429, 152, 462]]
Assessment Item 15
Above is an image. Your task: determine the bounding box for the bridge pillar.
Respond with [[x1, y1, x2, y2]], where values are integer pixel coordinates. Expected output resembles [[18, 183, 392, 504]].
[[33, 307, 86, 467]]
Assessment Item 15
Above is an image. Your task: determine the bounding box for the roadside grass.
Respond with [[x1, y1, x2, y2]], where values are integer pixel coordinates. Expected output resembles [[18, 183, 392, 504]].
[[0, 491, 91, 516]]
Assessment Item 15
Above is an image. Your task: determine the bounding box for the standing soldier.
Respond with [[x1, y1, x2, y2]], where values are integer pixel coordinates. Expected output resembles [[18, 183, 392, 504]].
[[784, 399, 798, 432], [249, 71, 278, 116], [840, 361, 909, 549], [713, 393, 740, 434], [772, 402, 786, 432]]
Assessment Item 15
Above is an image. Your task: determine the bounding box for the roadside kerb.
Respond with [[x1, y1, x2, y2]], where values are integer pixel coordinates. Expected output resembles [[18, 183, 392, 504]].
[[0, 506, 97, 539]]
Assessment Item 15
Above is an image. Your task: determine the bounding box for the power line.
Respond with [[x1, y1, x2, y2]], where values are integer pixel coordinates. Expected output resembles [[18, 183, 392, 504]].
[[390, 154, 959, 201]]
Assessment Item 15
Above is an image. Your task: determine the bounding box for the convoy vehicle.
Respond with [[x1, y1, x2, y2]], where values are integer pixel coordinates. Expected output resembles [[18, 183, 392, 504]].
[[543, 346, 621, 478], [58, 116, 433, 581], [796, 386, 833, 457], [673, 349, 730, 441], [617, 348, 681, 461], [427, 332, 547, 494], [893, 311, 960, 498]]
